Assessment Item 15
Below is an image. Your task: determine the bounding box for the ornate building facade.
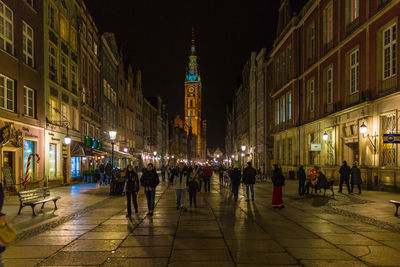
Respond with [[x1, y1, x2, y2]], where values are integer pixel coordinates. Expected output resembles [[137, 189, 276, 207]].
[[184, 29, 206, 159]]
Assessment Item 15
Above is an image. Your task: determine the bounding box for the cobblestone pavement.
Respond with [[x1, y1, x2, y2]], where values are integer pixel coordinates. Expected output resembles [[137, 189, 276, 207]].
[[3, 177, 400, 266]]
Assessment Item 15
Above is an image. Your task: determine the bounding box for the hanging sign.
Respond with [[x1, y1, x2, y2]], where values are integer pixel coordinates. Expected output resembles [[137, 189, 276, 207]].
[[383, 134, 400, 143], [310, 144, 321, 151]]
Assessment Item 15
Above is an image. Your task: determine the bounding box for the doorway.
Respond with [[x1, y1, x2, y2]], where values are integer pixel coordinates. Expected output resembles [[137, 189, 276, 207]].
[[3, 151, 15, 190]]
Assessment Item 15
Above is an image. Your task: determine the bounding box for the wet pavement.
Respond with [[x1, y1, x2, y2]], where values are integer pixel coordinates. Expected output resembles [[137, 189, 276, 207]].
[[3, 177, 400, 266]]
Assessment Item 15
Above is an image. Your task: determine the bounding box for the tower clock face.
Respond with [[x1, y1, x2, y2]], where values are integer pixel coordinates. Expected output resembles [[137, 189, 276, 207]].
[[188, 85, 195, 94]]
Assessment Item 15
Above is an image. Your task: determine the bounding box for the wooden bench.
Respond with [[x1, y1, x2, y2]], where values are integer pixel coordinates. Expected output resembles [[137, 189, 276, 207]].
[[18, 188, 60, 216], [389, 200, 400, 217]]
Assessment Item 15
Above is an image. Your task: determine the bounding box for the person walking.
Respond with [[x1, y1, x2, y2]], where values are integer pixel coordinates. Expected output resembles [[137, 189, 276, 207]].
[[124, 165, 139, 218], [99, 162, 105, 185], [271, 164, 285, 208], [188, 170, 200, 208], [242, 162, 256, 201], [170, 162, 190, 210], [202, 164, 213, 193], [140, 163, 160, 216], [218, 164, 224, 185], [297, 165, 306, 195], [161, 164, 166, 181], [338, 161, 351, 194], [350, 162, 362, 194], [105, 161, 112, 185], [229, 165, 242, 201]]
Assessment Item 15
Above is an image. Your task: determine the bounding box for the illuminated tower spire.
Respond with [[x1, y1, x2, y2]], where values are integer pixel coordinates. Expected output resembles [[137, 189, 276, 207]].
[[191, 27, 196, 55], [186, 28, 200, 82]]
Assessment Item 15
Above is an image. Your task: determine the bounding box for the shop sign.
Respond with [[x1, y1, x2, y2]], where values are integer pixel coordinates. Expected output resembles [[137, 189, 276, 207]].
[[62, 145, 69, 157], [310, 144, 321, 151], [383, 134, 400, 143], [85, 136, 102, 150]]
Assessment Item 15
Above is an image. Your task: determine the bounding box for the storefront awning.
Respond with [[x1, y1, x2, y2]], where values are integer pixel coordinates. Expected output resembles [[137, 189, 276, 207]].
[[70, 141, 107, 157]]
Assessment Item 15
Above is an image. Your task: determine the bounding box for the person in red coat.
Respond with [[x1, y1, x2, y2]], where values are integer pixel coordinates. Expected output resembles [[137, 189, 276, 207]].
[[271, 164, 285, 208]]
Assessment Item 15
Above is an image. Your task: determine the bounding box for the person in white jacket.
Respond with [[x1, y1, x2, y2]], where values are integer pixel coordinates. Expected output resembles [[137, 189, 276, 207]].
[[169, 162, 190, 210]]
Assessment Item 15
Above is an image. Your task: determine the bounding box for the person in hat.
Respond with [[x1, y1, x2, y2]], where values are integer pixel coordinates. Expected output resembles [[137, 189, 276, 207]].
[[229, 163, 242, 201], [338, 161, 351, 194], [242, 161, 256, 201], [350, 162, 362, 194]]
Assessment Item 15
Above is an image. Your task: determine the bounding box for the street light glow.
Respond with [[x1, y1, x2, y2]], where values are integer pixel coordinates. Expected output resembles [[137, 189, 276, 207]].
[[64, 134, 71, 145], [108, 130, 117, 141], [323, 132, 329, 141], [241, 145, 246, 152], [123, 147, 128, 152], [360, 122, 367, 134], [153, 151, 157, 156]]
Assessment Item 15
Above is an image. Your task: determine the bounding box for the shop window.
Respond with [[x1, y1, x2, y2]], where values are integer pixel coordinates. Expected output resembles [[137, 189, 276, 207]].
[[71, 157, 80, 177], [24, 140, 36, 180], [381, 113, 396, 166], [49, 143, 57, 179]]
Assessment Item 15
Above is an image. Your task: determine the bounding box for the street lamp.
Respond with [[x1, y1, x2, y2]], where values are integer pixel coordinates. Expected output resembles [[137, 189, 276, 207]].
[[123, 147, 128, 153], [241, 145, 246, 152], [153, 151, 157, 156], [359, 122, 377, 154], [217, 154, 220, 158], [231, 154, 234, 158], [63, 127, 71, 145], [360, 122, 367, 134], [108, 130, 117, 169], [323, 132, 329, 141]]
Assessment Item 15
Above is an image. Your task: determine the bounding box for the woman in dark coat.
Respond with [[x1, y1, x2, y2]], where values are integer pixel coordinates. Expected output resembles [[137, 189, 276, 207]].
[[271, 165, 285, 208], [229, 166, 242, 202], [140, 163, 160, 216], [124, 165, 140, 217], [350, 162, 362, 194]]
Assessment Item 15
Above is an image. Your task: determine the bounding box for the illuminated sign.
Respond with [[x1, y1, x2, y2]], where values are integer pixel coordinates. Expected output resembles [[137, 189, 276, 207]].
[[383, 134, 400, 143], [85, 136, 102, 150]]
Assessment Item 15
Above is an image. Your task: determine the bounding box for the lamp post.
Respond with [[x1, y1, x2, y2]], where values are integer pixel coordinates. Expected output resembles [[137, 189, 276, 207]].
[[108, 130, 117, 169], [360, 122, 377, 154], [241, 145, 246, 170]]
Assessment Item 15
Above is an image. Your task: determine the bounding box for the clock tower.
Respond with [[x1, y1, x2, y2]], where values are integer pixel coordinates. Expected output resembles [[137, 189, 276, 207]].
[[185, 29, 202, 157]]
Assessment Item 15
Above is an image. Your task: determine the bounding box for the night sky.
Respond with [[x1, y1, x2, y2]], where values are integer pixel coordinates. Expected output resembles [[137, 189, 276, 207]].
[[85, 0, 283, 150]]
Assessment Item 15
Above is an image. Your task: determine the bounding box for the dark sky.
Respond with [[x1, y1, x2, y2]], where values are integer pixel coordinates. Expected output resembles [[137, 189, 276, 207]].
[[85, 0, 282, 150]]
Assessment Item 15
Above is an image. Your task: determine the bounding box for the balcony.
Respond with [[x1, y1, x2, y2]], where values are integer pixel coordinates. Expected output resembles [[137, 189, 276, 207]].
[[346, 17, 360, 36]]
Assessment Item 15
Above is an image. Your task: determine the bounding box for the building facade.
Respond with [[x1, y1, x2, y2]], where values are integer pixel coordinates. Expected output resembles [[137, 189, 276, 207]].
[[0, 0, 44, 191], [270, 0, 400, 190], [44, 0, 80, 186]]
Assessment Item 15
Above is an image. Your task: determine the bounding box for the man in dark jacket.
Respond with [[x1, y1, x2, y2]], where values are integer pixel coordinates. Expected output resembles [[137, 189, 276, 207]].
[[297, 166, 306, 195], [338, 161, 351, 194], [350, 162, 362, 194], [124, 165, 139, 217], [99, 163, 105, 185], [105, 161, 112, 185], [243, 162, 256, 201], [140, 163, 160, 216], [203, 165, 213, 193], [229, 166, 242, 201]]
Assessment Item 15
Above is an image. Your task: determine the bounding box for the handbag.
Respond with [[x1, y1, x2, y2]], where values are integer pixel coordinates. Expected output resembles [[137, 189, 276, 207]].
[[0, 215, 16, 246]]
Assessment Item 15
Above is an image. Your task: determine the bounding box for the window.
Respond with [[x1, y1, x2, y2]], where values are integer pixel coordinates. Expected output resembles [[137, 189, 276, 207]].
[[70, 26, 77, 51], [49, 44, 57, 82], [82, 121, 88, 136], [61, 103, 69, 122], [24, 140, 36, 180], [49, 97, 59, 122], [324, 4, 333, 43], [0, 1, 13, 54], [22, 21, 34, 67], [60, 53, 68, 88], [287, 92, 292, 120], [94, 42, 98, 55], [287, 46, 292, 79], [24, 86, 35, 117], [281, 53, 286, 84], [281, 95, 285, 123], [88, 33, 92, 48], [0, 74, 14, 111], [71, 107, 79, 130], [48, 2, 57, 30], [309, 25, 315, 60], [71, 63, 77, 93], [382, 113, 396, 166], [350, 49, 359, 94], [350, 0, 359, 22], [383, 24, 397, 79], [81, 22, 87, 40], [309, 79, 315, 112], [49, 143, 57, 179], [276, 100, 280, 125], [275, 59, 280, 87], [60, 15, 68, 41], [327, 67, 333, 104]]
